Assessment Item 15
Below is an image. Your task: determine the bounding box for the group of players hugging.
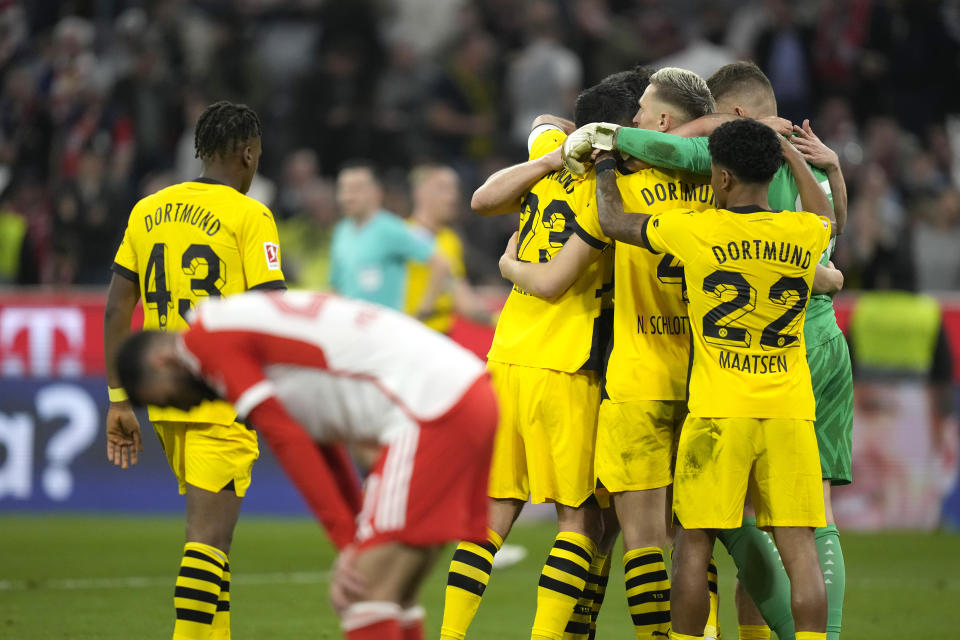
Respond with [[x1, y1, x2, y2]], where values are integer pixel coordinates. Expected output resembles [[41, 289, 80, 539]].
[[104, 61, 852, 640]]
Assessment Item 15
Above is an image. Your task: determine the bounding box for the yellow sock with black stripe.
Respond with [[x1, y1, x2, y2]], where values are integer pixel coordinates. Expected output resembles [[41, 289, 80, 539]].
[[563, 554, 606, 639], [795, 633, 826, 640], [668, 632, 703, 640], [210, 561, 230, 640], [624, 547, 670, 639], [586, 554, 610, 640], [440, 529, 502, 640], [532, 532, 596, 640], [174, 542, 227, 640], [738, 624, 771, 639], [703, 556, 719, 639]]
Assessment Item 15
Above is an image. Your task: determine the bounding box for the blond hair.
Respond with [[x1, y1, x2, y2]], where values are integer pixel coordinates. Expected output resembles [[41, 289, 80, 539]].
[[649, 67, 716, 123]]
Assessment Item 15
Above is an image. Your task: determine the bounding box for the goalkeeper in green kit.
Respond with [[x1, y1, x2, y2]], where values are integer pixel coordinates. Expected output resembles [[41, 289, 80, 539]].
[[563, 62, 852, 640]]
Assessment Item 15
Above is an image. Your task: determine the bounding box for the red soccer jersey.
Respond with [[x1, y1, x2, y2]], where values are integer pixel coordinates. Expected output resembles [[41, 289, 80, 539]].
[[177, 291, 489, 548]]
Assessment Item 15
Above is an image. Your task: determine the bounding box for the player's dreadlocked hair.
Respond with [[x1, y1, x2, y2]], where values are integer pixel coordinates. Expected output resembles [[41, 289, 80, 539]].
[[708, 119, 783, 184], [194, 100, 262, 161]]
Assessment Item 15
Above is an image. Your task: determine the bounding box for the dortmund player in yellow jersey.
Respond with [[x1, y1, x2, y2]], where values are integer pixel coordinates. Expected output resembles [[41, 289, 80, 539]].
[[404, 164, 494, 332], [502, 67, 723, 640], [439, 79, 640, 640], [595, 118, 835, 640], [103, 101, 286, 640]]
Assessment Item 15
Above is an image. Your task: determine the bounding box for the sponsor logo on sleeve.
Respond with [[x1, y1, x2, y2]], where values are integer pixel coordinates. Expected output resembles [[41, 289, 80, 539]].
[[264, 242, 280, 270]]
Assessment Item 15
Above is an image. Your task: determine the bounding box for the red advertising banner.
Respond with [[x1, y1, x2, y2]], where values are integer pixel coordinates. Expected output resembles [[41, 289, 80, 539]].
[[2, 290, 960, 380]]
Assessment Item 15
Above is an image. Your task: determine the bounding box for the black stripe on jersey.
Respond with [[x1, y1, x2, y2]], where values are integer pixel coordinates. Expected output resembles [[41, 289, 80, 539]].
[[640, 216, 659, 254], [176, 608, 215, 624], [217, 600, 230, 612], [183, 550, 224, 572], [452, 548, 493, 574], [447, 571, 487, 596], [111, 262, 139, 283], [249, 279, 287, 291], [545, 555, 589, 582], [538, 574, 582, 599], [553, 540, 593, 564], [573, 221, 608, 250], [174, 586, 220, 605], [625, 569, 670, 590]]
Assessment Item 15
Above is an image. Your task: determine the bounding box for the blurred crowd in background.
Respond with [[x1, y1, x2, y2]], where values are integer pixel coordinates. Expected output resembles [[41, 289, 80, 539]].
[[2, 0, 960, 291]]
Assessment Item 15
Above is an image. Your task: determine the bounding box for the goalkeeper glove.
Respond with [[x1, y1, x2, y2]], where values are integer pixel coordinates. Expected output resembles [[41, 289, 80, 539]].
[[561, 122, 621, 176]]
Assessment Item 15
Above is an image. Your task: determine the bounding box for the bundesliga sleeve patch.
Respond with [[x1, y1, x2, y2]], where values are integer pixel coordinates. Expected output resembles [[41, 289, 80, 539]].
[[264, 242, 280, 270]]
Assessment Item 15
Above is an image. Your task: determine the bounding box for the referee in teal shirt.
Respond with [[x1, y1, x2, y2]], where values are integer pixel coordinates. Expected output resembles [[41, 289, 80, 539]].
[[331, 161, 448, 314]]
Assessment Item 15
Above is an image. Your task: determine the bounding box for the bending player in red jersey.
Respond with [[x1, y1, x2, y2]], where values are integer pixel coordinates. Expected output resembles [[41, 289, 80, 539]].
[[114, 290, 499, 640]]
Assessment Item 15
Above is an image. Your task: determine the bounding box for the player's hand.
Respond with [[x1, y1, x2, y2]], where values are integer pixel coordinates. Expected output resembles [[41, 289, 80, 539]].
[[758, 115, 794, 137], [330, 546, 367, 615], [499, 232, 519, 278], [562, 122, 621, 176], [543, 147, 563, 171], [105, 401, 143, 469], [790, 119, 839, 170]]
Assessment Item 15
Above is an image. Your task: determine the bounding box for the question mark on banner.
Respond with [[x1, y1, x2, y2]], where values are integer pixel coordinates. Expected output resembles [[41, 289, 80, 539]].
[[36, 384, 99, 501]]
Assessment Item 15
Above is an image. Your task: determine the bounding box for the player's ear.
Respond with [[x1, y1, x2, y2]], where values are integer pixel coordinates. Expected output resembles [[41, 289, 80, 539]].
[[720, 168, 733, 191], [659, 112, 671, 132], [241, 144, 254, 168], [734, 105, 746, 117]]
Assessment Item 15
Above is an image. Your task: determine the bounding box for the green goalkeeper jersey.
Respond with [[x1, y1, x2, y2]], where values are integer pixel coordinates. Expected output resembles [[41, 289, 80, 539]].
[[616, 128, 843, 349]]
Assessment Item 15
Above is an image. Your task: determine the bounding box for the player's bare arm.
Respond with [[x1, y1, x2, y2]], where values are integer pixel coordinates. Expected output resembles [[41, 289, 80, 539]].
[[780, 135, 837, 236], [471, 149, 562, 216], [792, 119, 848, 234], [813, 262, 845, 295], [498, 230, 602, 298], [595, 152, 652, 250], [103, 273, 143, 469], [531, 114, 575, 134]]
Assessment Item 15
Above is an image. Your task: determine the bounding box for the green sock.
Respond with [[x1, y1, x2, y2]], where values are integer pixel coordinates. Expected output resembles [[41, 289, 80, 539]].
[[717, 517, 795, 640], [815, 525, 845, 640]]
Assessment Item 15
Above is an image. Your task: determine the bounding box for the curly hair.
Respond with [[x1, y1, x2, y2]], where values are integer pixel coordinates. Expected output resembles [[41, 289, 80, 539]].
[[708, 119, 783, 184], [574, 81, 637, 128], [194, 100, 262, 161]]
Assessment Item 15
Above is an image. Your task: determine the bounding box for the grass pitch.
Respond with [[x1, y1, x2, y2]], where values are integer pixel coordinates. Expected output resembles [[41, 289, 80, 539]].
[[0, 514, 957, 638]]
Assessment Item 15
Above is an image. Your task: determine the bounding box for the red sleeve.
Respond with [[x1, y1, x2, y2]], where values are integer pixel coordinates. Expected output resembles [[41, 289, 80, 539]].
[[181, 323, 359, 548], [247, 397, 358, 549]]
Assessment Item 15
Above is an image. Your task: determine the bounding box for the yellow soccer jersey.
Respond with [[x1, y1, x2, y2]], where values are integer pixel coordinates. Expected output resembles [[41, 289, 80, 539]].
[[578, 167, 714, 401], [643, 205, 832, 419], [404, 223, 465, 334], [487, 128, 613, 372], [112, 179, 285, 423]]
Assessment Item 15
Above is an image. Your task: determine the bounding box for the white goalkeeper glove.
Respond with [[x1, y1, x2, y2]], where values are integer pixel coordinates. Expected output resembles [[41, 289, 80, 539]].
[[561, 122, 621, 176]]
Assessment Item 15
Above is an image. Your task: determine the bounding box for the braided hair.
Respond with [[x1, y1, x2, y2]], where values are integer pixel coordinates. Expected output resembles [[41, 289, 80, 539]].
[[193, 101, 262, 161]]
